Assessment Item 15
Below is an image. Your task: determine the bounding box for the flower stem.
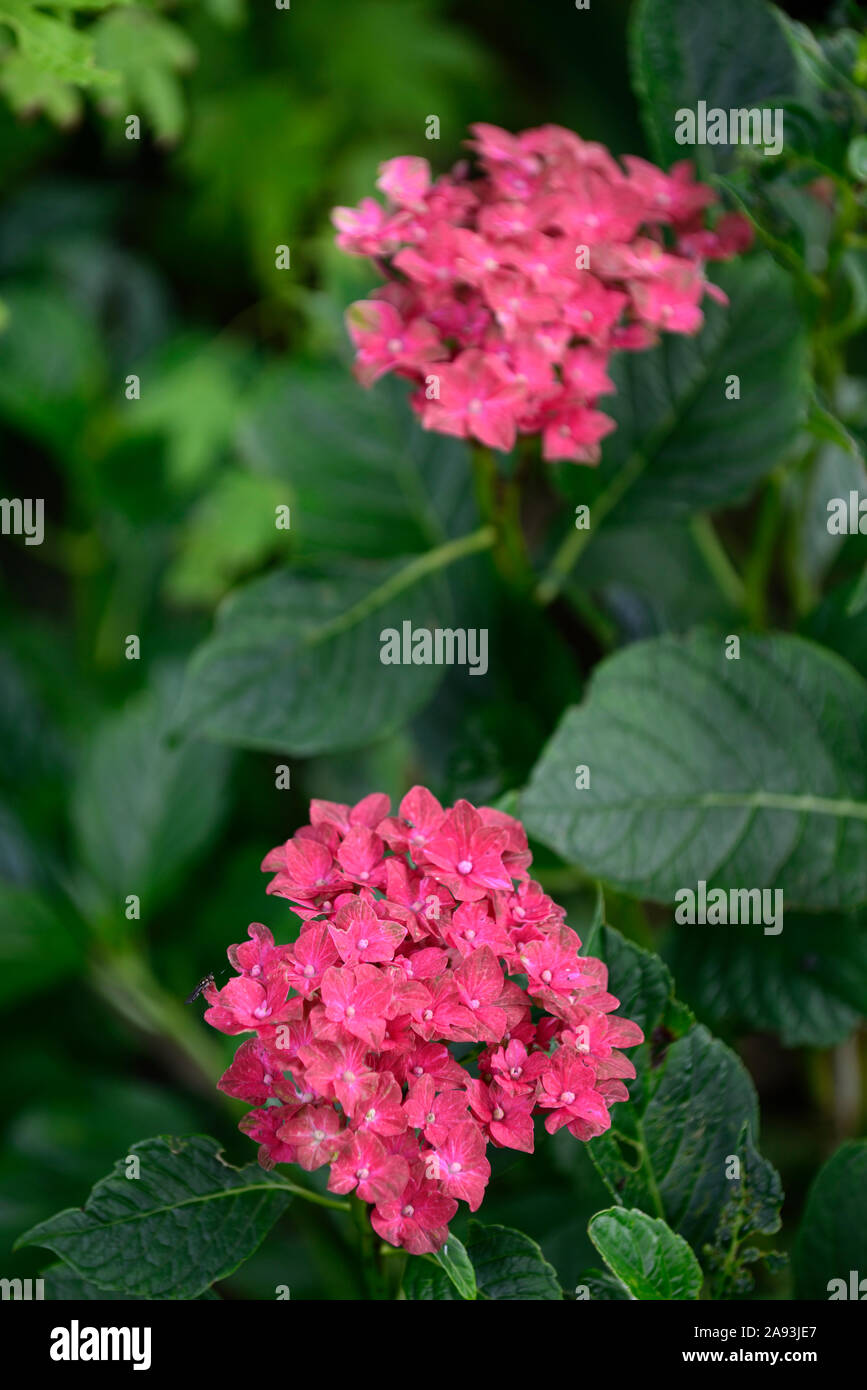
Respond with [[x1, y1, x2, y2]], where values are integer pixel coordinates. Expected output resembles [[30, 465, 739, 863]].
[[350, 1193, 388, 1299], [535, 450, 645, 605], [743, 472, 784, 628], [471, 446, 535, 592], [689, 514, 746, 612], [274, 1181, 351, 1213]]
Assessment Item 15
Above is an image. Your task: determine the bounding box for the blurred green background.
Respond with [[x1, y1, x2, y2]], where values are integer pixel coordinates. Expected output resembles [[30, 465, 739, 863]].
[[0, 0, 859, 1299]]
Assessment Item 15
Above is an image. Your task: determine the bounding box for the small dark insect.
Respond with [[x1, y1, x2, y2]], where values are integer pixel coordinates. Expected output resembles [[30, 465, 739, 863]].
[[185, 969, 226, 1004]]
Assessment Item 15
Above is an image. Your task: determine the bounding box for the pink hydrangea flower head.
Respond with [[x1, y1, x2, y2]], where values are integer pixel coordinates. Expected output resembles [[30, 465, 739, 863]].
[[332, 123, 751, 462], [207, 788, 644, 1252]]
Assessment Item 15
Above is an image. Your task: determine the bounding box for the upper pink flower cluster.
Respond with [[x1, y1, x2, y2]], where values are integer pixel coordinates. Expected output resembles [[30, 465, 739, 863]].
[[332, 123, 751, 461], [204, 789, 643, 1254]]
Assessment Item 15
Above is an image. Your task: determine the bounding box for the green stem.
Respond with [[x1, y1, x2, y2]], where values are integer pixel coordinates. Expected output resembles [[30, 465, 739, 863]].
[[689, 515, 747, 611], [275, 1181, 351, 1213], [564, 587, 618, 649], [471, 446, 534, 591], [313, 524, 497, 642], [743, 473, 784, 628], [535, 451, 645, 605], [350, 1193, 387, 1299]]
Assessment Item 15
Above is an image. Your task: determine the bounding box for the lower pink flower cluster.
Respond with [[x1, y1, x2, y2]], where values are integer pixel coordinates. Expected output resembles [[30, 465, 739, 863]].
[[332, 123, 752, 461], [204, 789, 643, 1254]]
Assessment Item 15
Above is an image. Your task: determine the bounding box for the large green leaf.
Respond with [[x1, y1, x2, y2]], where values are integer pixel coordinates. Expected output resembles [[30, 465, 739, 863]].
[[557, 259, 808, 526], [71, 675, 230, 916], [404, 1222, 560, 1301], [586, 926, 780, 1258], [588, 1207, 703, 1300], [463, 1222, 562, 1300], [629, 0, 799, 174], [794, 1140, 867, 1299], [667, 910, 867, 1047], [177, 530, 493, 756], [573, 1267, 631, 1300], [522, 631, 867, 910], [40, 1263, 219, 1300], [15, 1135, 291, 1299], [238, 365, 477, 558], [402, 1259, 457, 1301]]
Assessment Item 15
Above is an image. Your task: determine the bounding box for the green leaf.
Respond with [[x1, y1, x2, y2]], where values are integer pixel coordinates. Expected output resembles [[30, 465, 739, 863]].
[[588, 1207, 703, 1300], [405, 1223, 560, 1302], [433, 1234, 476, 1300], [40, 1262, 220, 1299], [848, 565, 867, 617], [15, 1134, 291, 1299], [238, 365, 477, 559], [704, 1123, 784, 1298], [0, 883, 83, 1004], [91, 9, 196, 142], [807, 398, 865, 456], [586, 926, 778, 1258], [522, 630, 867, 910], [119, 336, 250, 490], [0, 0, 117, 89], [164, 470, 289, 607], [402, 1258, 457, 1301], [177, 529, 493, 756], [464, 1222, 562, 1300], [562, 259, 807, 524], [794, 1140, 867, 1299], [629, 0, 799, 174], [573, 1267, 631, 1300], [0, 49, 82, 124], [583, 915, 693, 1042], [800, 440, 867, 590], [71, 674, 230, 915], [667, 910, 867, 1047], [569, 521, 737, 637], [803, 579, 867, 679], [0, 283, 104, 451]]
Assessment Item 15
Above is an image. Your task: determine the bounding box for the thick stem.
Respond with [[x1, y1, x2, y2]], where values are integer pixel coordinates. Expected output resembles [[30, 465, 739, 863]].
[[471, 446, 535, 592], [350, 1193, 387, 1299]]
